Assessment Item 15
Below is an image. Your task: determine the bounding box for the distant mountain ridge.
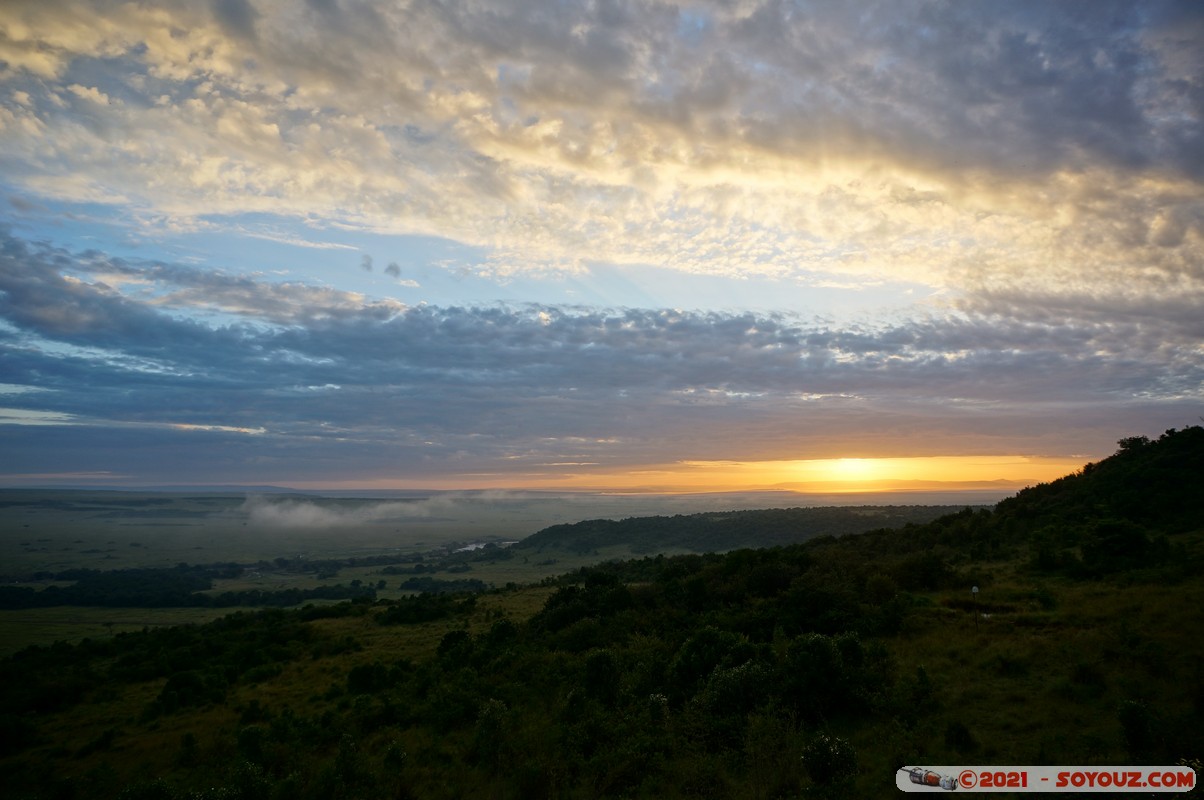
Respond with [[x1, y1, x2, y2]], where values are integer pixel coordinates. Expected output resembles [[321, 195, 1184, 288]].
[[514, 505, 971, 554]]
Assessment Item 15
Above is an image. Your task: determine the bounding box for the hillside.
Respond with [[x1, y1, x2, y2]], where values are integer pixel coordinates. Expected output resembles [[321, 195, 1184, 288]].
[[0, 427, 1201, 799], [514, 505, 969, 555], [997, 425, 1204, 531]]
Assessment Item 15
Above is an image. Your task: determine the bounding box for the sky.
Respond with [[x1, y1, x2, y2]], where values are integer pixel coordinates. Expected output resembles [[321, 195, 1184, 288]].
[[0, 0, 1201, 493]]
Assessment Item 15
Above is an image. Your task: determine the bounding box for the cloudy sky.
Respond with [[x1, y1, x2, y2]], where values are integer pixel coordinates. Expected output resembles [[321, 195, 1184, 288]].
[[0, 0, 1201, 492]]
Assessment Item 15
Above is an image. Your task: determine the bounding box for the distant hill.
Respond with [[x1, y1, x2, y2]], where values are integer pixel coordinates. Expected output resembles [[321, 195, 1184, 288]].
[[513, 505, 970, 555]]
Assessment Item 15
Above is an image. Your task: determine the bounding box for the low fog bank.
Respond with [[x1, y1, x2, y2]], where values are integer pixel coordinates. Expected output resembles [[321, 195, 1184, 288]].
[[235, 488, 1011, 531], [239, 494, 470, 528], [236, 490, 612, 530]]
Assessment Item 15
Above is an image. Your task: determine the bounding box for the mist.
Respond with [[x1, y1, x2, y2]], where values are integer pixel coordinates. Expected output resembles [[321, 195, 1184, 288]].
[[238, 495, 452, 528]]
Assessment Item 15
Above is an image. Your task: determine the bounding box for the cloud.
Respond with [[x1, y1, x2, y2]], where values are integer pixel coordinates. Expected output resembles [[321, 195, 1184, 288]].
[[0, 407, 77, 426], [0, 0, 1197, 297], [210, 0, 259, 42], [66, 84, 111, 105], [0, 231, 404, 329], [243, 230, 359, 250], [0, 0, 1199, 483], [0, 229, 1198, 485]]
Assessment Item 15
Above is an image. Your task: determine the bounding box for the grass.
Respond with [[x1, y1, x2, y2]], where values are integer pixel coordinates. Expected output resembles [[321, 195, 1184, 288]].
[[882, 545, 1204, 769], [0, 606, 266, 656]]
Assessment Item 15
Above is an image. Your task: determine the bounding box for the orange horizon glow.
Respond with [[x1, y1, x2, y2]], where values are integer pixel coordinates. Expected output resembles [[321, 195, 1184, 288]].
[[288, 454, 1092, 494]]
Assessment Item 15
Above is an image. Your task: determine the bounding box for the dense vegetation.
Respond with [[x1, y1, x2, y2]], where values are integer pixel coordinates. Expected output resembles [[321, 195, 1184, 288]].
[[515, 505, 963, 555], [1, 427, 1201, 798], [0, 565, 377, 610]]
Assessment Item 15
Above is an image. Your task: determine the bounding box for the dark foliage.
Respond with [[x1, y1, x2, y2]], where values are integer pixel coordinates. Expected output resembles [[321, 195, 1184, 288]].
[[397, 575, 488, 594], [0, 564, 376, 610], [516, 505, 971, 554], [997, 426, 1204, 534]]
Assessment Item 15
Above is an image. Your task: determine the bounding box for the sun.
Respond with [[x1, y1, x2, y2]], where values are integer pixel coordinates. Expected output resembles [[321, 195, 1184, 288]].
[[828, 458, 880, 481]]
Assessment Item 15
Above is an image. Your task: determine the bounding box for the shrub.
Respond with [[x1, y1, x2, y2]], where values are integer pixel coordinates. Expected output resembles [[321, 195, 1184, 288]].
[[801, 732, 856, 785], [944, 721, 978, 754]]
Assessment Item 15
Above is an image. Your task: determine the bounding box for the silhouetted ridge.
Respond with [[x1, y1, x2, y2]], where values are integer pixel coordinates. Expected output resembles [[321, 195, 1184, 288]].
[[996, 426, 1204, 532], [514, 505, 965, 554]]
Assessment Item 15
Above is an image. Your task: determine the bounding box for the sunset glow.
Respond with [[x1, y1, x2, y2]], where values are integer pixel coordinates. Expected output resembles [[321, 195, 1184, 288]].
[[647, 455, 1082, 493], [296, 455, 1088, 495], [1, 2, 1199, 492]]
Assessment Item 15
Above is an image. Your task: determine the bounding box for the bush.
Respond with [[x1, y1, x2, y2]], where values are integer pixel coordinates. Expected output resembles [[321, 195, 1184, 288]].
[[347, 662, 388, 694], [0, 713, 37, 756], [667, 626, 744, 700], [1118, 700, 1161, 759], [116, 779, 176, 800], [155, 668, 227, 712], [782, 633, 861, 720], [437, 629, 473, 661], [584, 649, 620, 707], [944, 721, 978, 754], [801, 732, 856, 785]]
